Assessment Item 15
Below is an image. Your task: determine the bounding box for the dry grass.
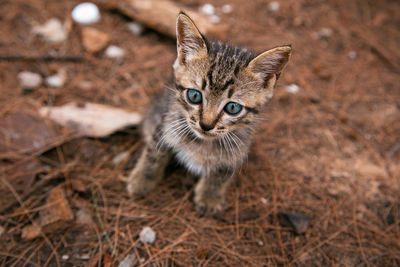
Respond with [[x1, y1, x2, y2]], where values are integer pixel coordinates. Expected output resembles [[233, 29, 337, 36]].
[[0, 0, 399, 266]]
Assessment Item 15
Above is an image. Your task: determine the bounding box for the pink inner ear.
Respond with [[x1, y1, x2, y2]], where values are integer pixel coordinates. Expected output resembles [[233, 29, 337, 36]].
[[249, 47, 291, 79], [177, 15, 207, 63]]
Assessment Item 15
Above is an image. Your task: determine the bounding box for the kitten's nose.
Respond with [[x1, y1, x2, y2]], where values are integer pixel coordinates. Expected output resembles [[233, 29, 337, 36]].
[[199, 122, 214, 131]]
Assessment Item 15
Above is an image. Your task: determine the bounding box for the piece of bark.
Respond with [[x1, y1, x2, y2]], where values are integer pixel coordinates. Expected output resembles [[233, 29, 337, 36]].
[[104, 0, 227, 39], [39, 102, 142, 138]]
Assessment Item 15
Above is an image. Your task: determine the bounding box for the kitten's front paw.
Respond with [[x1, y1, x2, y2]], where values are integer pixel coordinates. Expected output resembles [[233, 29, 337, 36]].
[[126, 171, 157, 197], [194, 193, 226, 216]]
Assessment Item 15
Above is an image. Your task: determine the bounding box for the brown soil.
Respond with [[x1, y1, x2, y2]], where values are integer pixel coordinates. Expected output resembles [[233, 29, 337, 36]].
[[1, 0, 399, 266]]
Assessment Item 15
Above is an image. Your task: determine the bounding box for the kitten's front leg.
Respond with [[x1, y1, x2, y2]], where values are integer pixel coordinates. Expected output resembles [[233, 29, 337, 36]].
[[127, 145, 170, 196], [194, 167, 235, 216]]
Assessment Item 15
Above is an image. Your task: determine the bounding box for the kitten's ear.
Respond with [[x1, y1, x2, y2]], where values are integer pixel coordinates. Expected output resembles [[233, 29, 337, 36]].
[[247, 45, 292, 85], [176, 12, 207, 63]]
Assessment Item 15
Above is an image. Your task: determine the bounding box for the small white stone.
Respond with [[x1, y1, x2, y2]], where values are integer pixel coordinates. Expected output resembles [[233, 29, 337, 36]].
[[221, 4, 233, 14], [348, 51, 357, 60], [72, 2, 101, 25], [200, 3, 215, 15], [260, 197, 269, 204], [118, 253, 138, 267], [45, 69, 66, 88], [79, 80, 93, 90], [127, 22, 144, 36], [79, 253, 90, 261], [18, 71, 42, 89], [258, 241, 264, 246], [139, 226, 156, 244], [319, 27, 333, 38], [61, 255, 69, 260], [105, 45, 124, 58], [32, 18, 67, 43], [209, 15, 221, 24], [312, 28, 333, 40], [268, 1, 280, 12], [285, 84, 300, 94], [112, 151, 129, 165]]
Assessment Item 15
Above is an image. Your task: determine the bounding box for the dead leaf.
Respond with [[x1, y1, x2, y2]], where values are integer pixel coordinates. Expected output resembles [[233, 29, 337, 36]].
[[278, 211, 310, 234], [39, 186, 74, 232], [21, 223, 41, 240], [195, 246, 209, 260], [0, 113, 62, 158], [5, 159, 43, 192], [39, 102, 142, 137], [70, 178, 87, 192]]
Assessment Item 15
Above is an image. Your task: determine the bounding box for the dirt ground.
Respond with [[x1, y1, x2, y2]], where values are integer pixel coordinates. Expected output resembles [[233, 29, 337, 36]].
[[0, 0, 399, 266]]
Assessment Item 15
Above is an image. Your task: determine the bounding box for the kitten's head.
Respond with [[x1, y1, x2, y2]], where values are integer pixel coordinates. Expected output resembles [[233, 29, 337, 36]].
[[173, 12, 291, 140]]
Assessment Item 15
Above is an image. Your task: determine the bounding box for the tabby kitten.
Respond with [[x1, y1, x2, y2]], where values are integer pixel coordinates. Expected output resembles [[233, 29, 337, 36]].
[[127, 12, 291, 216]]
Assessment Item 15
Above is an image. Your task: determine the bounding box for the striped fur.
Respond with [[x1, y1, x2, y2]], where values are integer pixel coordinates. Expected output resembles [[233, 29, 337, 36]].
[[127, 12, 291, 216]]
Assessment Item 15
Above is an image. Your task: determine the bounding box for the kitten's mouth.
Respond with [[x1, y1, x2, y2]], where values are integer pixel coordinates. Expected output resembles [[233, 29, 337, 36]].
[[191, 126, 219, 140]]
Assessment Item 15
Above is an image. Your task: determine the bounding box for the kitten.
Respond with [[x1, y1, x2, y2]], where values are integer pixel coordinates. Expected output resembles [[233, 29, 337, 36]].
[[127, 12, 291, 216]]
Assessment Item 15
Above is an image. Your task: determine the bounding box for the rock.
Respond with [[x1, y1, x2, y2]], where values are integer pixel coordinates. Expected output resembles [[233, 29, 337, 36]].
[[127, 22, 144, 36], [278, 211, 310, 234], [139, 226, 156, 244], [268, 1, 280, 12], [72, 2, 100, 25], [82, 27, 109, 53], [62, 255, 70, 261], [39, 102, 142, 138], [118, 253, 138, 267], [18, 71, 42, 89], [45, 69, 66, 88], [200, 4, 215, 15], [32, 18, 68, 43], [221, 4, 233, 14], [285, 84, 300, 94], [105, 45, 125, 59]]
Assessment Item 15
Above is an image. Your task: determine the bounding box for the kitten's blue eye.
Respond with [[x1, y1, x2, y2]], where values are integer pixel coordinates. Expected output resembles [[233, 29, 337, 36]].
[[224, 102, 242, 115], [187, 89, 202, 104]]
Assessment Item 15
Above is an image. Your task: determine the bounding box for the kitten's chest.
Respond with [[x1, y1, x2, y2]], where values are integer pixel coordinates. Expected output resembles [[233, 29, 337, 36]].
[[172, 140, 241, 176]]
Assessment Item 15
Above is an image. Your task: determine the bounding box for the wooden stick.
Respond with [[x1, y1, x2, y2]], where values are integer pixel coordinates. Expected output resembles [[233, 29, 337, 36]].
[[102, 0, 227, 39], [0, 54, 84, 62]]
